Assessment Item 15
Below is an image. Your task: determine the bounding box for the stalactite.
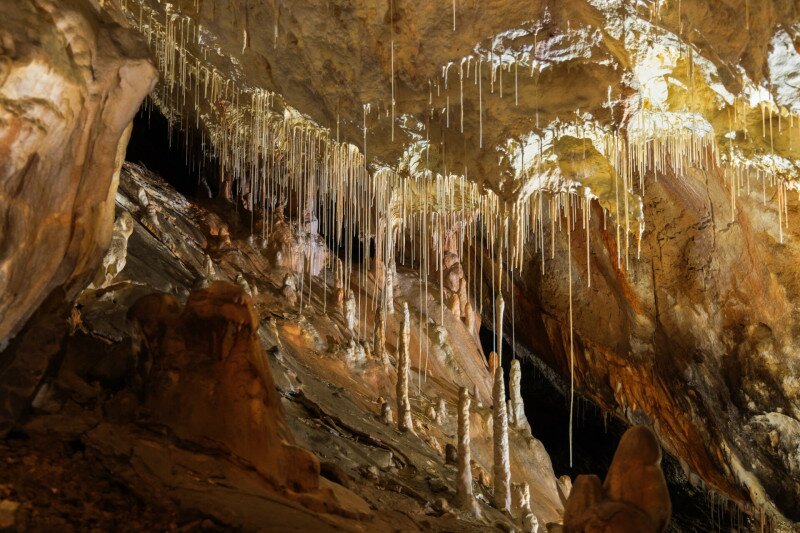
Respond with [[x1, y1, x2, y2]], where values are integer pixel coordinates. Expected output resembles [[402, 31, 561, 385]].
[[494, 293, 504, 362], [492, 364, 511, 512], [566, 193, 575, 468]]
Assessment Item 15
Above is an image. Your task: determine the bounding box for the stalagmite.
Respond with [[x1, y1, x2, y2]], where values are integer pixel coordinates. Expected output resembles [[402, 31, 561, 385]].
[[397, 302, 414, 433], [509, 359, 531, 436], [334, 263, 345, 311], [91, 212, 135, 288], [427, 404, 438, 422], [384, 266, 395, 315], [455, 387, 480, 516], [463, 299, 476, 335], [380, 397, 393, 425], [281, 273, 298, 307], [523, 513, 540, 533], [137, 187, 150, 210], [492, 364, 511, 512], [235, 274, 252, 296], [437, 397, 447, 422], [345, 289, 357, 335], [145, 203, 161, 231]]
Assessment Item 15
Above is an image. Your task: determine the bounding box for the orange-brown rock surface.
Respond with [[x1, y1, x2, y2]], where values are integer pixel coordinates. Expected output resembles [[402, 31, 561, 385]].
[[128, 282, 320, 493], [563, 425, 671, 533]]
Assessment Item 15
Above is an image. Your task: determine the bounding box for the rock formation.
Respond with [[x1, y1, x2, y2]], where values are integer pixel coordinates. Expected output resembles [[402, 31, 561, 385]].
[[455, 386, 480, 517], [0, 0, 156, 432], [281, 273, 298, 307], [129, 282, 320, 492], [91, 211, 135, 288], [509, 359, 532, 436], [344, 290, 357, 335], [563, 425, 671, 532], [373, 305, 388, 367], [2, 0, 800, 527], [396, 302, 414, 433], [493, 364, 511, 512]]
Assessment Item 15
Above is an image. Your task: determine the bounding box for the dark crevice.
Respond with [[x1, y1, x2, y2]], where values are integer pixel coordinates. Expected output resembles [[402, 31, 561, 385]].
[[126, 102, 219, 199]]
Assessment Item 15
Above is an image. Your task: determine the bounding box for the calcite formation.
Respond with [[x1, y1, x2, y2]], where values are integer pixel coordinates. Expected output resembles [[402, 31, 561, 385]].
[[396, 302, 414, 433], [455, 386, 479, 517], [492, 364, 511, 512]]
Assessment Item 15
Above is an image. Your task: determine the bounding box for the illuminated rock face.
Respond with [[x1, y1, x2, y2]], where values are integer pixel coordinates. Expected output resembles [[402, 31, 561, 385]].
[[507, 154, 800, 520], [129, 282, 321, 493], [0, 0, 155, 431]]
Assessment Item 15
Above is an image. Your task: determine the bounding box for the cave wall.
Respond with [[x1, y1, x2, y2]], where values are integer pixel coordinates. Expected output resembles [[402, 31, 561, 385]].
[[0, 0, 156, 432], [497, 160, 800, 520]]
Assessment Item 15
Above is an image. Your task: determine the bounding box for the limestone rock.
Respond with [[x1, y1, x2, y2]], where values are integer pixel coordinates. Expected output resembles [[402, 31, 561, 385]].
[[563, 426, 671, 532], [0, 0, 156, 343], [0, 0, 156, 432], [129, 282, 321, 493]]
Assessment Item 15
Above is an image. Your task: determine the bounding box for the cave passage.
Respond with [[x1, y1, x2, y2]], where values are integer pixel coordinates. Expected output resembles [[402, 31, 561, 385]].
[[126, 103, 219, 198], [478, 326, 756, 532]]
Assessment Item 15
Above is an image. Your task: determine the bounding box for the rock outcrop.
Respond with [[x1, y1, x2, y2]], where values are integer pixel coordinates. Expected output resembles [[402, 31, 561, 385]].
[[563, 425, 671, 533], [0, 0, 156, 433], [128, 282, 320, 493]]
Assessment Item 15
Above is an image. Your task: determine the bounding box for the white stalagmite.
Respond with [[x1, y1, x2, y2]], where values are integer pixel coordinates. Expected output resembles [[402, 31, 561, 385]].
[[437, 397, 447, 422], [381, 399, 393, 425], [397, 302, 414, 432], [384, 265, 395, 315], [523, 513, 540, 533], [492, 364, 511, 512], [495, 294, 505, 361], [509, 359, 531, 436], [455, 386, 480, 516], [464, 299, 476, 335], [345, 289, 357, 335]]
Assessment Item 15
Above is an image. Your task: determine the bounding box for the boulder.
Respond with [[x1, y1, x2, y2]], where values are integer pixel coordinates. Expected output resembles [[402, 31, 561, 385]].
[[129, 282, 321, 493], [563, 426, 671, 532]]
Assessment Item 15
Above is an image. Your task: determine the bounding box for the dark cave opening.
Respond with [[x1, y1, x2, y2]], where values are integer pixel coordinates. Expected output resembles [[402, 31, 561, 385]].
[[126, 102, 219, 199], [478, 326, 756, 532]]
